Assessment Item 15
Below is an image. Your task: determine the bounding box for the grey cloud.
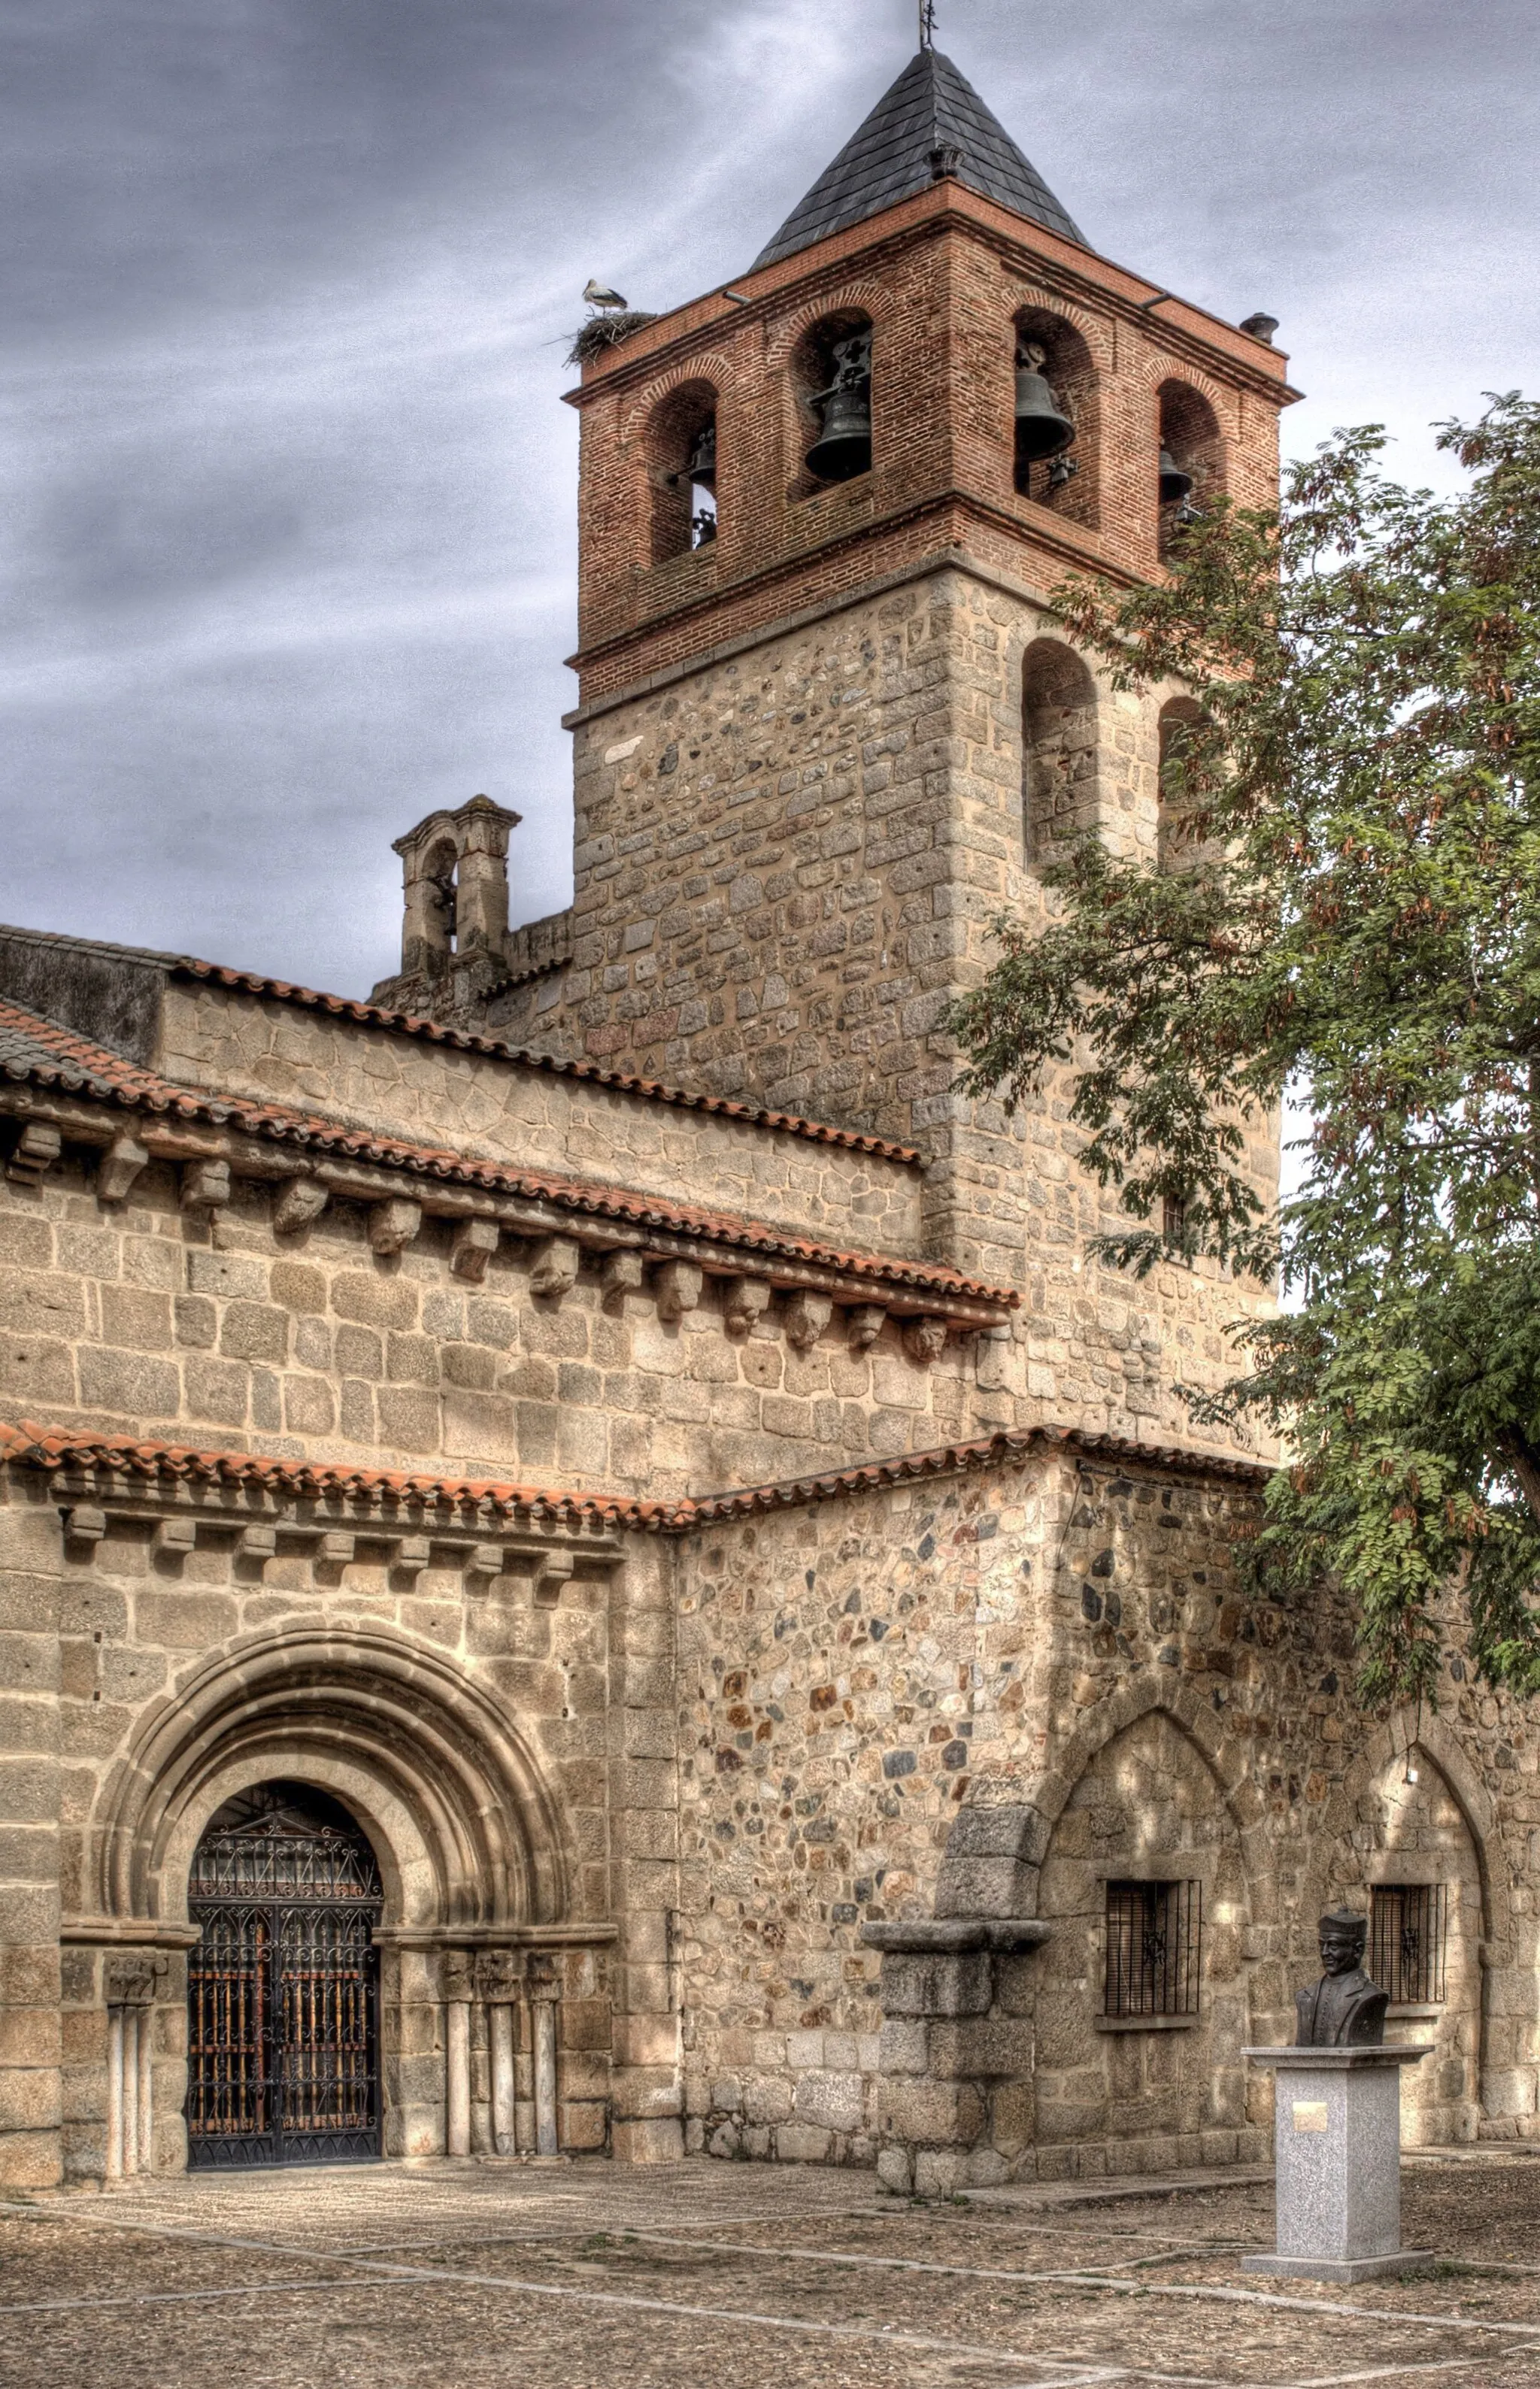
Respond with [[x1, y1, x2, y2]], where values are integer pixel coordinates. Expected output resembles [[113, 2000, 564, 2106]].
[[2, 0, 1536, 996]]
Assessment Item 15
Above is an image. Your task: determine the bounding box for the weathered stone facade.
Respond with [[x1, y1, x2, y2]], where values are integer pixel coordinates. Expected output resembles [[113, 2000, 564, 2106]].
[[2, 42, 1537, 2201]]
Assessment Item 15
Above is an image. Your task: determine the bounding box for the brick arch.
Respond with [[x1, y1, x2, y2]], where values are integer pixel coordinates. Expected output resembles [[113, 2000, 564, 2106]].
[[1004, 281, 1113, 371], [86, 1620, 573, 1933], [763, 280, 895, 370], [619, 353, 738, 448], [935, 1675, 1272, 1922], [1127, 349, 1238, 435]]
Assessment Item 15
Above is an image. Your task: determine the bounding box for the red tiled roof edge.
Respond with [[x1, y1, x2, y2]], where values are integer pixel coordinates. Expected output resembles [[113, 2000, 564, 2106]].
[[170, 957, 923, 1158], [0, 998, 1014, 1308], [1, 1420, 1272, 1530], [0, 923, 921, 1160]]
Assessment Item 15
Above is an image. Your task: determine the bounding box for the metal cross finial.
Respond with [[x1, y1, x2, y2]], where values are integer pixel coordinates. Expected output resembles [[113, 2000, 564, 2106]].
[[920, 0, 936, 48]]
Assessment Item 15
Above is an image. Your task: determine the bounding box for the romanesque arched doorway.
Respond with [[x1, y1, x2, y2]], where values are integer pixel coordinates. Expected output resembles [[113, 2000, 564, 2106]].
[[185, 1781, 383, 2170]]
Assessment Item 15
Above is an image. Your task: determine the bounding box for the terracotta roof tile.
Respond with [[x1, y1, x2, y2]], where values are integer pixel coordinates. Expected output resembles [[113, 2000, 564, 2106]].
[[0, 996, 1012, 1311], [0, 924, 920, 1162], [1, 1420, 1270, 1532]]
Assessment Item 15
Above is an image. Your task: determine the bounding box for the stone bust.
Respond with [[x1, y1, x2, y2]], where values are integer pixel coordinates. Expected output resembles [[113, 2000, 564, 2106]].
[[1293, 1908, 1390, 2047]]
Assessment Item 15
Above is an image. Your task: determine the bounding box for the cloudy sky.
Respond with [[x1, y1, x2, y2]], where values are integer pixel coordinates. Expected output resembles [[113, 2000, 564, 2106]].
[[5, 0, 1537, 999]]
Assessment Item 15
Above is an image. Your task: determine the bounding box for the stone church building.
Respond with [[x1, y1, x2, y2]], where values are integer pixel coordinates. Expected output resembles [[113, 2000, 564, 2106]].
[[1, 45, 1534, 2196]]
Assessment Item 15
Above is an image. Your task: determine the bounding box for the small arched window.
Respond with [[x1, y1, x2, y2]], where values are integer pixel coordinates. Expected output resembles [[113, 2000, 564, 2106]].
[[1157, 382, 1224, 559], [644, 381, 718, 563], [790, 311, 874, 496], [1013, 309, 1098, 528], [1023, 638, 1098, 864], [422, 836, 459, 956], [1157, 696, 1205, 872]]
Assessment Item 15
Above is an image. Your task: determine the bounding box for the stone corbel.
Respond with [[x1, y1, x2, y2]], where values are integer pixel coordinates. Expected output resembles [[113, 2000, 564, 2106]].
[[529, 1235, 580, 1299], [272, 1176, 329, 1235], [369, 1196, 422, 1255], [782, 1290, 832, 1352], [847, 1304, 886, 1352], [6, 1120, 62, 1188], [723, 1277, 772, 1336], [180, 1158, 231, 1214], [97, 1134, 150, 1204], [602, 1248, 646, 1308], [653, 1260, 702, 1320], [533, 1550, 574, 1607], [450, 1217, 499, 1281], [903, 1316, 949, 1366]]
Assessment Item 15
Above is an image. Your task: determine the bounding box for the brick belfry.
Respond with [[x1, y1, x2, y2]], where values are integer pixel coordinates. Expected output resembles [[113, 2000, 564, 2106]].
[[1, 36, 1520, 2203], [377, 41, 1290, 1423]]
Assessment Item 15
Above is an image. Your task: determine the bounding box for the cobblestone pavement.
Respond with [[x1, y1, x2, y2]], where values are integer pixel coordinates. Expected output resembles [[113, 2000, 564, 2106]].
[[4, 2152, 1540, 2389]]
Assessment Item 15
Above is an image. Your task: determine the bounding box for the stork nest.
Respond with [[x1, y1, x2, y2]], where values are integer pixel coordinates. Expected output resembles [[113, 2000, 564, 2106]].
[[565, 311, 659, 368]]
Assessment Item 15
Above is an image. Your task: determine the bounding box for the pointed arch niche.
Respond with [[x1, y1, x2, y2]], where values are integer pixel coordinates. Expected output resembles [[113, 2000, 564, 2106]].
[[1023, 638, 1099, 866], [1034, 1707, 1254, 2161], [1358, 1746, 1486, 2146]]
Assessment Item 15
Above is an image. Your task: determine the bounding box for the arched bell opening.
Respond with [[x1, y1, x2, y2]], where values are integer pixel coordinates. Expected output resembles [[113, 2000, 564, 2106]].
[[185, 1781, 385, 2171], [1023, 637, 1099, 866], [420, 834, 459, 959], [790, 310, 874, 496], [1012, 309, 1098, 528], [1157, 381, 1224, 559], [644, 380, 719, 562]]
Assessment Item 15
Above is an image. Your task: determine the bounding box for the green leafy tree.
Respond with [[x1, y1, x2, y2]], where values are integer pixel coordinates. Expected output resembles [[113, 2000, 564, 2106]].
[[949, 395, 1540, 1705]]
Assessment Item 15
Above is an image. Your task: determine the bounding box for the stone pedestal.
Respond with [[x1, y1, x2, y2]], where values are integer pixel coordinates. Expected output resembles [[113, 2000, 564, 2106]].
[[1242, 2045, 1432, 2283]]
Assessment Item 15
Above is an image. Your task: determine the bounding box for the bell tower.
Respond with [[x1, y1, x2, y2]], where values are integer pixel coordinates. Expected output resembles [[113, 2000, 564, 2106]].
[[487, 40, 1296, 1446]]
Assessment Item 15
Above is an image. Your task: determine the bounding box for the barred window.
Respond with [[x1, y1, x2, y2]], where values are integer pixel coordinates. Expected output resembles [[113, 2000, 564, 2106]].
[[1104, 1879, 1202, 2018], [1370, 1884, 1448, 2004]]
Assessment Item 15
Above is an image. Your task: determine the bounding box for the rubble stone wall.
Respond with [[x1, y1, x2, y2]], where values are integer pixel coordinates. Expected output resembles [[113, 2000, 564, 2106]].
[[671, 1451, 1540, 2183]]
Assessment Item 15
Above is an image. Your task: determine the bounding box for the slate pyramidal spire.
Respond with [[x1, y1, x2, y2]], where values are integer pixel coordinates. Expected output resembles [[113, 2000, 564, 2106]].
[[752, 45, 1087, 271]]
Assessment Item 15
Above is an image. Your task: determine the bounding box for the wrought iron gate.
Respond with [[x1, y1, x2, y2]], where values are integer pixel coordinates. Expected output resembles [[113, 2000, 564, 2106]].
[[186, 1782, 383, 2169]]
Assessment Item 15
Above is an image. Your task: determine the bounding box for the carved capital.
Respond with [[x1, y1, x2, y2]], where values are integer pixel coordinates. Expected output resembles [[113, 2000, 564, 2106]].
[[441, 1949, 477, 2003], [475, 1949, 523, 2004], [106, 1952, 167, 2008]]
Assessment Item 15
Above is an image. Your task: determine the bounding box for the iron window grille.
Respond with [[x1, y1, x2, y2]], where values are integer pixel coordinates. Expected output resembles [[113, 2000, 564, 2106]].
[[1370, 1883, 1448, 2004], [1104, 1878, 1202, 2019]]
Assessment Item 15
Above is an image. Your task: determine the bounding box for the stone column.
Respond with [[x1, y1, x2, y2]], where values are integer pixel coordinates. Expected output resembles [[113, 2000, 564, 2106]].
[[477, 1953, 521, 2159], [120, 2012, 139, 2175], [529, 1957, 559, 2158], [104, 1955, 165, 2180], [442, 1951, 474, 2159], [104, 2005, 124, 2183]]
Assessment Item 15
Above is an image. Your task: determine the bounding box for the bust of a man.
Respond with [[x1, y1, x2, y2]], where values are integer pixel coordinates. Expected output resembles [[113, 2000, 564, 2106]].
[[1293, 1908, 1389, 2047]]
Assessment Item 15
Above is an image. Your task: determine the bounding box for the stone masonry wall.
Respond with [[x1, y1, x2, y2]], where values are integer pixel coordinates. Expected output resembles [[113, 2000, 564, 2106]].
[[0, 1157, 978, 1496], [156, 981, 926, 1260], [1, 1448, 684, 2183], [673, 1451, 1540, 2183], [496, 564, 1276, 1456], [0, 1469, 62, 2187]]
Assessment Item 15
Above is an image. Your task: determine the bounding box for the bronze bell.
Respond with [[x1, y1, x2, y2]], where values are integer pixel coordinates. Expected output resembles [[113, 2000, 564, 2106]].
[[806, 333, 872, 482], [1014, 341, 1075, 465], [687, 421, 717, 490], [1159, 447, 1194, 505]]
